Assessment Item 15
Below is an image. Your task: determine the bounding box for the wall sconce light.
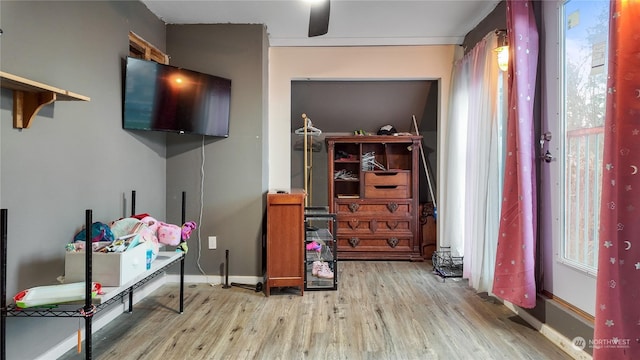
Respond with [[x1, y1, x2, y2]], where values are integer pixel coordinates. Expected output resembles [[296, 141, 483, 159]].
[[495, 30, 509, 72]]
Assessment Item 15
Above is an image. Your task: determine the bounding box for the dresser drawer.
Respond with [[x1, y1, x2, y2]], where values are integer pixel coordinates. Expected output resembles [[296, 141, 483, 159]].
[[365, 172, 409, 198], [335, 200, 412, 216], [336, 235, 413, 252], [364, 171, 410, 186], [337, 217, 412, 234], [364, 184, 409, 198]]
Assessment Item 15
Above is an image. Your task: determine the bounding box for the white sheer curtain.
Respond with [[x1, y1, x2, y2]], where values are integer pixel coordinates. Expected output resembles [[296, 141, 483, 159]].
[[442, 32, 504, 293]]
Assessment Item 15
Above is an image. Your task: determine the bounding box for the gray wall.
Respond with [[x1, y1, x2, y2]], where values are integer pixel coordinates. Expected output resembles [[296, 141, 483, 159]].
[[0, 3, 268, 359], [0, 1, 167, 358], [164, 24, 268, 277]]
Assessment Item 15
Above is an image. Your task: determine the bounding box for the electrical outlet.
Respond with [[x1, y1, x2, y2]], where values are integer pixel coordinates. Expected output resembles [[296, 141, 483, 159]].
[[208, 236, 217, 249]]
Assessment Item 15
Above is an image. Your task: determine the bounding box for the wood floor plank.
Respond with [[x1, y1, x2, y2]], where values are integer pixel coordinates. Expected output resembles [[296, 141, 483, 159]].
[[59, 261, 573, 360]]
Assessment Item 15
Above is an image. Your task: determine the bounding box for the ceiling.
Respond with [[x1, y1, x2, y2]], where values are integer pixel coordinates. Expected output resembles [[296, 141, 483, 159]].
[[140, 0, 501, 47], [140, 0, 500, 135]]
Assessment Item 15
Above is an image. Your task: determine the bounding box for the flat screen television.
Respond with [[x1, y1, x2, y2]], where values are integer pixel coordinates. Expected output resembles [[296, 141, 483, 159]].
[[123, 57, 231, 137]]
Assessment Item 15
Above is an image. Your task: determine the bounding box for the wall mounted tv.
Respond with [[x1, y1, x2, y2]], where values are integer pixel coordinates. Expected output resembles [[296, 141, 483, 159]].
[[123, 57, 231, 137]]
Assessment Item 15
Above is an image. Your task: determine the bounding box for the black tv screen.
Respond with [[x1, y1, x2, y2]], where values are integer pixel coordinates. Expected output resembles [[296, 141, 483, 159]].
[[123, 57, 231, 137]]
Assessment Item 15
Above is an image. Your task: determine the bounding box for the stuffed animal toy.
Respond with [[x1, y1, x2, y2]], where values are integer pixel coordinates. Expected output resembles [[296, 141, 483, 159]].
[[181, 221, 197, 240], [156, 223, 181, 246], [140, 216, 182, 246], [175, 221, 196, 254], [139, 216, 160, 234]]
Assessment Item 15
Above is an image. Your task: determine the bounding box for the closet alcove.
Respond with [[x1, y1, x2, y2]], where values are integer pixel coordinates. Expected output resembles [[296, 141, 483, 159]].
[[290, 80, 438, 206], [290, 80, 439, 258]]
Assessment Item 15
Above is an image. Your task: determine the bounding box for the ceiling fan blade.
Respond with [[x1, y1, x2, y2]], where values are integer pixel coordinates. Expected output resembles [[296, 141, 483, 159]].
[[308, 0, 330, 37]]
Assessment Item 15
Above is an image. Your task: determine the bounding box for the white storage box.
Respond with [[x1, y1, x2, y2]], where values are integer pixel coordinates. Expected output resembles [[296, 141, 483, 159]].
[[65, 244, 148, 286]]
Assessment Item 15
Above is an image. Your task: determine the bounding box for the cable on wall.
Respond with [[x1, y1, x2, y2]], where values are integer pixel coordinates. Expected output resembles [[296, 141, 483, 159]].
[[195, 135, 210, 282]]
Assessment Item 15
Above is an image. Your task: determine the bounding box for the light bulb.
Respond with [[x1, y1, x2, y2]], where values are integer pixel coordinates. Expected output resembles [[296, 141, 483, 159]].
[[496, 45, 509, 72]]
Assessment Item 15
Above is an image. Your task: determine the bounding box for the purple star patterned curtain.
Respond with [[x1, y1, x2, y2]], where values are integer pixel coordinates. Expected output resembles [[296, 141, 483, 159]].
[[593, 1, 640, 358], [491, 0, 538, 308]]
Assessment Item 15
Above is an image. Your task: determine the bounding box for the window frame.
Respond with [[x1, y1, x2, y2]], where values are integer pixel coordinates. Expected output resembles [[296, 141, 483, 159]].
[[557, 0, 609, 277]]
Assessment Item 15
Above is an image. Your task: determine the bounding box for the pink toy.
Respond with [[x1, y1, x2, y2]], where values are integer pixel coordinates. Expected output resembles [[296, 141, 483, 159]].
[[137, 216, 197, 247], [181, 221, 197, 240], [156, 222, 181, 246], [140, 216, 160, 233]]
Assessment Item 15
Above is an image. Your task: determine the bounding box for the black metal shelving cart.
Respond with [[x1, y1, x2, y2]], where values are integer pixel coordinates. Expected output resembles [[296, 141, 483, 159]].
[[1, 191, 187, 360], [304, 207, 337, 291]]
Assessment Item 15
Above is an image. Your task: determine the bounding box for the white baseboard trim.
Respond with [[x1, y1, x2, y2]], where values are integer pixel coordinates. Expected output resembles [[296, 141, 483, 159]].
[[503, 300, 592, 360], [39, 273, 263, 359], [166, 273, 262, 286]]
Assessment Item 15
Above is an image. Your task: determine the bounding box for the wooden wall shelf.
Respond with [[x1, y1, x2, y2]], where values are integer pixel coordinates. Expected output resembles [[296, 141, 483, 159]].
[[0, 71, 90, 129]]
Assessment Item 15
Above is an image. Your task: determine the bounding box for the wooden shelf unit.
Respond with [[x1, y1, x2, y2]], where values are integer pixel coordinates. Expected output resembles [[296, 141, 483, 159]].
[[0, 71, 90, 129], [264, 190, 306, 296], [327, 135, 423, 261]]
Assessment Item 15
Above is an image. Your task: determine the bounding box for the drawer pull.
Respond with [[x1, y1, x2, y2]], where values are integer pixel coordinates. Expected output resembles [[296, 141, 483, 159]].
[[349, 203, 360, 213], [349, 237, 360, 248], [374, 185, 398, 189], [348, 219, 359, 230], [387, 203, 399, 213], [387, 237, 399, 248]]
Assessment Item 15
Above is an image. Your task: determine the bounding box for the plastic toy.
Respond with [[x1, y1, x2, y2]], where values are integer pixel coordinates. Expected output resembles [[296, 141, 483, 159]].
[[13, 282, 102, 309]]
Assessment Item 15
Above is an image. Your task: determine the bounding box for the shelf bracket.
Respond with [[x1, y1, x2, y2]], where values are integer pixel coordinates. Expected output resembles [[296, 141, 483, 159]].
[[1, 71, 90, 129], [13, 90, 56, 129]]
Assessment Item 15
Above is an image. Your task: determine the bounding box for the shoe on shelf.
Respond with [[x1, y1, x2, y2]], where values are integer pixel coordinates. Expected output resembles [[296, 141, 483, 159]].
[[311, 261, 323, 276], [306, 241, 322, 252], [316, 262, 334, 279]]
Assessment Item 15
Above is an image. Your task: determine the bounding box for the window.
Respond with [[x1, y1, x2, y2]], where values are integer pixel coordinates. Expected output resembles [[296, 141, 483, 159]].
[[560, 0, 609, 273]]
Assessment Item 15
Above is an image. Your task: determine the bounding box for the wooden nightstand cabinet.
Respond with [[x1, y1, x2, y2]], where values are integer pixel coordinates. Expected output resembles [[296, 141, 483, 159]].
[[264, 189, 306, 296], [326, 135, 423, 261]]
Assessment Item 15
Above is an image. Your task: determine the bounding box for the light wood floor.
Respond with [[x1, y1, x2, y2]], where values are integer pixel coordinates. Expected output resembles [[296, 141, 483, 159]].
[[60, 261, 572, 360]]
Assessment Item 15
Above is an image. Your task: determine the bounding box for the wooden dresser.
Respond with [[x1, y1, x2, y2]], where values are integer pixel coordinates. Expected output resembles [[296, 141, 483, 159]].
[[326, 135, 422, 260], [264, 189, 306, 296]]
